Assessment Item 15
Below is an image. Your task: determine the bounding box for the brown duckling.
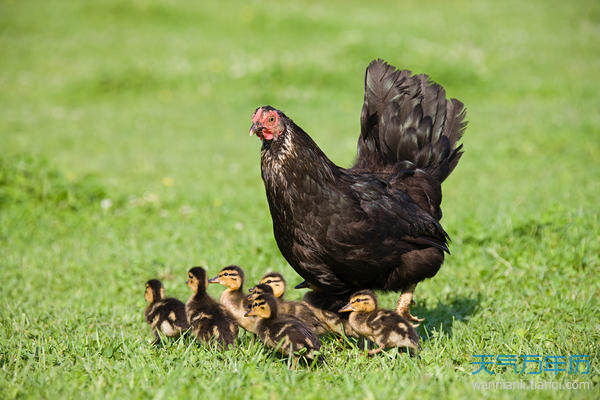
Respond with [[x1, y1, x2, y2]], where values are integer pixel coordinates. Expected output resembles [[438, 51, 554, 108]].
[[186, 267, 238, 348], [245, 293, 323, 365], [252, 273, 349, 336], [246, 283, 273, 303], [144, 279, 189, 345], [339, 290, 420, 355], [208, 265, 256, 333], [257, 272, 287, 298]]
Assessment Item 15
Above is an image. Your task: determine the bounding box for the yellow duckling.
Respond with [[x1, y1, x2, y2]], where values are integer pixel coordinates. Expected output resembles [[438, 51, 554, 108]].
[[144, 279, 189, 345], [245, 293, 323, 365], [252, 273, 350, 336], [208, 265, 256, 333], [339, 290, 420, 355], [186, 267, 238, 348]]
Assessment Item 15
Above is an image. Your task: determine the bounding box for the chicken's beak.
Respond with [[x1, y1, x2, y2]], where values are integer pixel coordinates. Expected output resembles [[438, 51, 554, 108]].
[[208, 276, 219, 284], [244, 309, 256, 317], [338, 303, 354, 313], [294, 281, 309, 289], [249, 122, 263, 138]]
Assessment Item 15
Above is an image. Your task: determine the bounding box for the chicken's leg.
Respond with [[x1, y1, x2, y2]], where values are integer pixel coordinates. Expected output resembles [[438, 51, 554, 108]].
[[396, 284, 424, 327]]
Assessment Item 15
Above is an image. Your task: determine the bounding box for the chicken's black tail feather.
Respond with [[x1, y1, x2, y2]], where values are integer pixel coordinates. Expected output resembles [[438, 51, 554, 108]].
[[354, 59, 467, 184]]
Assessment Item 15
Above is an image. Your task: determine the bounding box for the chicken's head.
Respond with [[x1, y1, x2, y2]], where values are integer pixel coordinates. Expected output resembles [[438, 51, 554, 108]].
[[250, 106, 284, 141]]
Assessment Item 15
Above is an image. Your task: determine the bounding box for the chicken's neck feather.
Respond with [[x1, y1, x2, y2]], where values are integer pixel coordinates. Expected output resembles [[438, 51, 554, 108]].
[[260, 122, 340, 224], [261, 123, 339, 188]]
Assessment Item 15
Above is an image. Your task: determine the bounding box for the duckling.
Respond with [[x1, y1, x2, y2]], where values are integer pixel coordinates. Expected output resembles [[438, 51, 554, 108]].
[[186, 267, 238, 348], [339, 290, 420, 355], [245, 293, 323, 365], [246, 283, 273, 303], [144, 279, 189, 345], [252, 273, 349, 336], [258, 272, 287, 298], [208, 265, 256, 332]]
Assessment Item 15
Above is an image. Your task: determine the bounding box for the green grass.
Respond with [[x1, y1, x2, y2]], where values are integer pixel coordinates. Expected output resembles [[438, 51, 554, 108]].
[[1, 0, 599, 398]]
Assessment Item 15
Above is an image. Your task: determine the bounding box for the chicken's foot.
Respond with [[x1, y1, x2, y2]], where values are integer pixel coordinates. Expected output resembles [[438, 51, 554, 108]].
[[396, 284, 424, 327]]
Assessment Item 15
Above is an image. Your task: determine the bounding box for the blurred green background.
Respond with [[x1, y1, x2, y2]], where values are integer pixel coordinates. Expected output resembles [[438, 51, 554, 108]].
[[1, 0, 599, 399]]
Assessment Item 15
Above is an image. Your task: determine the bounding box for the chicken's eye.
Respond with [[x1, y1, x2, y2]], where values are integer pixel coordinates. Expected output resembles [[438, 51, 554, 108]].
[[268, 116, 275, 123]]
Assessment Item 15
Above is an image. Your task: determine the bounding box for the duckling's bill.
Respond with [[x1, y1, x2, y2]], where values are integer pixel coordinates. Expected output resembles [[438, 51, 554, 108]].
[[338, 303, 354, 313]]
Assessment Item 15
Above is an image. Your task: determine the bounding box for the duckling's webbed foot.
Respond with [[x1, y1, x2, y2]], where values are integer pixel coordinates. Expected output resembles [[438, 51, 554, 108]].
[[151, 331, 162, 346], [367, 347, 384, 356], [288, 355, 299, 370], [396, 284, 424, 327], [357, 337, 369, 351]]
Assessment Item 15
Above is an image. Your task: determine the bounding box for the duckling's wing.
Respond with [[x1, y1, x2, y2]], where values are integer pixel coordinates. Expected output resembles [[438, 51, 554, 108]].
[[287, 302, 322, 329], [308, 305, 343, 328], [163, 298, 188, 328], [290, 319, 321, 350], [149, 301, 172, 322], [367, 310, 394, 332], [216, 305, 239, 344], [145, 302, 160, 323], [376, 311, 420, 345]]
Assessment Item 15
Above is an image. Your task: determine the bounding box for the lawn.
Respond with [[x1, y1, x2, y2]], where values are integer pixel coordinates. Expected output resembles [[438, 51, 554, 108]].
[[1, 0, 599, 398]]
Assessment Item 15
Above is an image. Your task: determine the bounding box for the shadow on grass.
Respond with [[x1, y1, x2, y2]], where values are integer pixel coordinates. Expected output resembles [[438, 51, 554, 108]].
[[414, 294, 482, 340]]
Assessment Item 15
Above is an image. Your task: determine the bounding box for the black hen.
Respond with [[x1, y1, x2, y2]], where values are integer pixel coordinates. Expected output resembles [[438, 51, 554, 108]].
[[249, 59, 466, 323]]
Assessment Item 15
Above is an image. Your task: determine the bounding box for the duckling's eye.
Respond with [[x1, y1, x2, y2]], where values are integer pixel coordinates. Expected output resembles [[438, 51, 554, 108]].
[[266, 280, 272, 284], [223, 273, 229, 277]]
